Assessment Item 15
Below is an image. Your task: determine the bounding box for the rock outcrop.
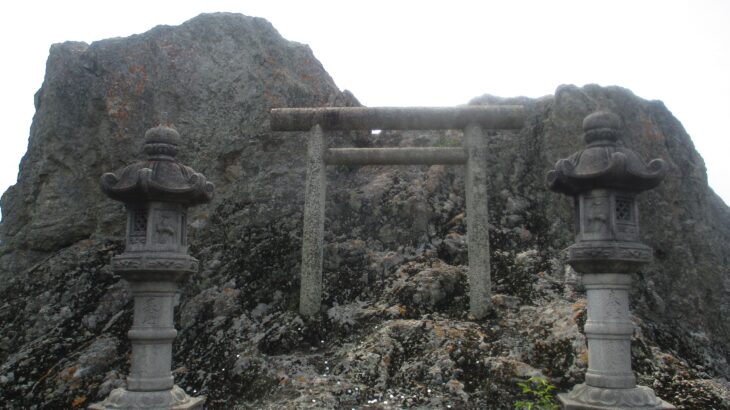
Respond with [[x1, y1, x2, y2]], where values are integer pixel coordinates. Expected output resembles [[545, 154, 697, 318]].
[[1, 12, 729, 409]]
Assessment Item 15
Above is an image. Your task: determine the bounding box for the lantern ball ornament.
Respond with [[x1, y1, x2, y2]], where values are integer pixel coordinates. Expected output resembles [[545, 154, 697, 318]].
[[548, 111, 675, 409], [91, 124, 213, 409]]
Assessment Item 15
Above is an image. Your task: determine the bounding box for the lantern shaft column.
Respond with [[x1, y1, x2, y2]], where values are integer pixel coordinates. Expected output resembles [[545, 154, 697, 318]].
[[582, 273, 635, 389], [126, 281, 179, 391]]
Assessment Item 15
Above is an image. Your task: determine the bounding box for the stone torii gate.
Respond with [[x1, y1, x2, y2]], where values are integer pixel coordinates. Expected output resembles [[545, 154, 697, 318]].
[[270, 106, 525, 319]]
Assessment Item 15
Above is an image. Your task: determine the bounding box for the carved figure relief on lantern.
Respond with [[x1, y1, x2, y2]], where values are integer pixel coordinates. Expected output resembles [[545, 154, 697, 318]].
[[148, 203, 186, 253], [139, 297, 161, 326], [579, 190, 611, 240], [156, 213, 176, 245], [577, 190, 640, 243]]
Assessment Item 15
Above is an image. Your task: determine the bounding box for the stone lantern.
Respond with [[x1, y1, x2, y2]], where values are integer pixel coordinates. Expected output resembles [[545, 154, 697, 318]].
[[547, 111, 674, 409], [90, 125, 213, 409]]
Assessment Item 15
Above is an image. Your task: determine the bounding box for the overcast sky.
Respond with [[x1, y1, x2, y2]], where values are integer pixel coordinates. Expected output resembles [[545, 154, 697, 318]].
[[1, 0, 728, 215]]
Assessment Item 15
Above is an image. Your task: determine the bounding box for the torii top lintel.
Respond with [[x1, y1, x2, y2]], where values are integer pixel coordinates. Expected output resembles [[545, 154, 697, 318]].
[[270, 106, 525, 131]]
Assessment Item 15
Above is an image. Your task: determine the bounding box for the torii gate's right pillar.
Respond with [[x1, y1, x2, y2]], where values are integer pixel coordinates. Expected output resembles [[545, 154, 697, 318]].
[[547, 111, 674, 409]]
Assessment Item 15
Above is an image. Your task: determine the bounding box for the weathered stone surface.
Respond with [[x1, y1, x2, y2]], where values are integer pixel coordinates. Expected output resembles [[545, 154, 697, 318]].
[[91, 123, 212, 408], [522, 85, 730, 380], [549, 110, 672, 407], [0, 13, 355, 408], [269, 105, 525, 131], [0, 12, 353, 274], [1, 12, 729, 409]]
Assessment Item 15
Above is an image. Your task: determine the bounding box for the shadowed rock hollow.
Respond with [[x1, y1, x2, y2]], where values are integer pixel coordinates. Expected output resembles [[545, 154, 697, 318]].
[[1, 12, 729, 409]]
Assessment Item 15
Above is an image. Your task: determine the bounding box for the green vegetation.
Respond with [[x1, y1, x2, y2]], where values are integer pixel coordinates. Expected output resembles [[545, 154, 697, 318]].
[[513, 376, 560, 410]]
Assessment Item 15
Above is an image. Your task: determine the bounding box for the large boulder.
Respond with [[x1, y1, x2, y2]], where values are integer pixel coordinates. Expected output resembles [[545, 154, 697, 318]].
[[0, 12, 728, 409]]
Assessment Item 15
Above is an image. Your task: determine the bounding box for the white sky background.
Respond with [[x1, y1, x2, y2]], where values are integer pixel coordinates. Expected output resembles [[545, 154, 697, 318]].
[[1, 0, 729, 217]]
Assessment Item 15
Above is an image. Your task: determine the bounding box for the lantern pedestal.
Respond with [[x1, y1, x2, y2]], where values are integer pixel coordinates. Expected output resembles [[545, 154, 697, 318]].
[[559, 388, 675, 410], [89, 386, 204, 410], [89, 255, 205, 409], [557, 274, 673, 410]]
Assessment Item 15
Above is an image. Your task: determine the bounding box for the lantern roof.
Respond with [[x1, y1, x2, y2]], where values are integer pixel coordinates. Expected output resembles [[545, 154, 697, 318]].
[[547, 111, 667, 196], [101, 125, 214, 205]]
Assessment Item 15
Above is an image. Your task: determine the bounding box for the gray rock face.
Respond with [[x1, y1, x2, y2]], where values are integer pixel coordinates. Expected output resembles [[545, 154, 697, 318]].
[[524, 85, 730, 378], [0, 12, 352, 274], [1, 12, 729, 409]]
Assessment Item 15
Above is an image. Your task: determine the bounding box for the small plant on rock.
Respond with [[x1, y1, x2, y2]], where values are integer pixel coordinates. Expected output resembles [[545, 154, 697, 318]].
[[513, 376, 560, 410]]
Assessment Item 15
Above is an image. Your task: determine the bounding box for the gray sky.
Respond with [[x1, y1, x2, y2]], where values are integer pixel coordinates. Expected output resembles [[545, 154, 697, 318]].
[[1, 0, 729, 215]]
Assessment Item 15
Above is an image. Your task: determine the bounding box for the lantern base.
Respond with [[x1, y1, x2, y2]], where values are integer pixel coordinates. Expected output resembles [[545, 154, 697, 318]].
[[113, 252, 199, 281], [558, 384, 675, 409], [568, 241, 652, 274], [89, 385, 204, 410]]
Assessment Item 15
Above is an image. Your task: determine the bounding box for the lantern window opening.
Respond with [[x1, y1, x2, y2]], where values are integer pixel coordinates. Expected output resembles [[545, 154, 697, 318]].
[[573, 196, 581, 237], [181, 212, 187, 246], [615, 197, 633, 222], [130, 207, 148, 244]]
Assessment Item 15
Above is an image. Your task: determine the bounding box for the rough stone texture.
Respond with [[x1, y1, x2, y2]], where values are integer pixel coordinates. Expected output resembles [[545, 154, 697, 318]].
[[0, 12, 353, 274], [549, 110, 672, 408], [325, 147, 467, 165], [91, 125, 212, 408], [269, 106, 525, 131], [464, 124, 492, 318], [525, 85, 730, 380], [299, 124, 326, 317], [294, 115, 503, 319], [1, 12, 730, 409]]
